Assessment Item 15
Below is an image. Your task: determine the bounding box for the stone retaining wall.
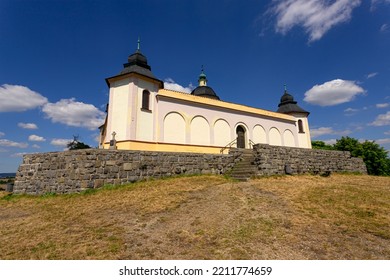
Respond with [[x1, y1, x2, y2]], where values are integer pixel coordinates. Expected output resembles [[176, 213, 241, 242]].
[[14, 145, 367, 195], [252, 144, 367, 176], [14, 149, 236, 195]]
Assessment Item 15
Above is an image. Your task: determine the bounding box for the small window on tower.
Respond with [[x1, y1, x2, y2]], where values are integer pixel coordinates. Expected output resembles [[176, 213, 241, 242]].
[[298, 119, 304, 133], [142, 90, 151, 111]]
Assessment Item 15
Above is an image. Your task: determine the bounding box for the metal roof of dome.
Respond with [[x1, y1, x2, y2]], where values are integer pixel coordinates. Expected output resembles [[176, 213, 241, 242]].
[[190, 67, 220, 100], [277, 87, 309, 115], [191, 86, 220, 100], [119, 39, 158, 81], [105, 39, 164, 88]]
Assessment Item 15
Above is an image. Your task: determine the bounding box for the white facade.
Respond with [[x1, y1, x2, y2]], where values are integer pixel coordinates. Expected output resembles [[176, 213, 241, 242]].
[[100, 48, 312, 153]]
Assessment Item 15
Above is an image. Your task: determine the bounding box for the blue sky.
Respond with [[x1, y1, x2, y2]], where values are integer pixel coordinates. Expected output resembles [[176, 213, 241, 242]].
[[1, 0, 390, 172]]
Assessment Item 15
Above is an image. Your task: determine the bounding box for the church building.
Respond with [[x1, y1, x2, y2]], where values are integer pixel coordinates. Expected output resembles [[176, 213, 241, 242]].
[[99, 43, 312, 153]]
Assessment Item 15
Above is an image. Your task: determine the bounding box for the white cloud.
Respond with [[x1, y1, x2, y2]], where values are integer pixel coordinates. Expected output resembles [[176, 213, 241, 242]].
[[11, 152, 29, 158], [323, 139, 337, 145], [376, 138, 390, 145], [344, 107, 359, 116], [366, 72, 378, 79], [376, 103, 390, 108], [28, 135, 46, 142], [164, 78, 195, 93], [384, 131, 390, 135], [310, 126, 351, 138], [310, 127, 335, 138], [371, 0, 390, 11], [50, 138, 72, 147], [0, 84, 48, 112], [370, 111, 390, 126], [0, 139, 28, 148], [269, 0, 361, 42], [380, 23, 389, 32], [18, 122, 38, 130], [304, 79, 365, 106], [0, 132, 4, 137], [32, 144, 41, 149], [42, 98, 105, 130]]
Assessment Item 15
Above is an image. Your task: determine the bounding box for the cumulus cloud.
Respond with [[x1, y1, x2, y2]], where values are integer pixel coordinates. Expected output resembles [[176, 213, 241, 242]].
[[164, 78, 195, 93], [304, 79, 365, 106], [0, 139, 28, 148], [0, 84, 48, 112], [50, 138, 72, 147], [18, 122, 38, 130], [376, 103, 390, 108], [32, 144, 41, 149], [28, 135, 46, 142], [310, 126, 351, 138], [370, 111, 390, 126], [269, 0, 361, 42], [42, 98, 105, 130]]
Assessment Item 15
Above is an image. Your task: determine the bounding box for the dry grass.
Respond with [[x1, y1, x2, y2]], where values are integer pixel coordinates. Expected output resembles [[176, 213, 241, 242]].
[[0, 174, 389, 259]]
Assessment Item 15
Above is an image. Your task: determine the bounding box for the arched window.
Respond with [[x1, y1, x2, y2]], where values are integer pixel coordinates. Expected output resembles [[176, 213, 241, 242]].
[[142, 90, 150, 110], [298, 120, 304, 133]]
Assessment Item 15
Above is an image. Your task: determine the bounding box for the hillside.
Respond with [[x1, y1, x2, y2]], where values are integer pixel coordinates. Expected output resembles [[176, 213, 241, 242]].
[[0, 174, 389, 259]]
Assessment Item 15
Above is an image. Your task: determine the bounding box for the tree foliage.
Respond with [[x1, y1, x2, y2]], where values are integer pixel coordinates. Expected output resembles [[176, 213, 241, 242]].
[[67, 135, 91, 150], [313, 136, 390, 176], [311, 140, 334, 150]]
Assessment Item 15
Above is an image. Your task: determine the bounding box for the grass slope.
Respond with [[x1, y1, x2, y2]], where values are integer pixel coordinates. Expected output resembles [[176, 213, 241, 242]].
[[0, 174, 389, 259]]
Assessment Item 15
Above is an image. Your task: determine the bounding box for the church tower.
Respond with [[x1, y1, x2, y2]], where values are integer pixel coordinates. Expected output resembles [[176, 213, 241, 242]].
[[277, 86, 312, 148], [100, 39, 163, 149]]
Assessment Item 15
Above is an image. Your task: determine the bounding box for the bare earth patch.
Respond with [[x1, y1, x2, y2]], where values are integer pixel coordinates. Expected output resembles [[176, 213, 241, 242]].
[[0, 174, 389, 259]]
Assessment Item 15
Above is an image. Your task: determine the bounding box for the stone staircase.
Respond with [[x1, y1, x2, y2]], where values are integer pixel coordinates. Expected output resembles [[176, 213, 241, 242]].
[[230, 149, 257, 181]]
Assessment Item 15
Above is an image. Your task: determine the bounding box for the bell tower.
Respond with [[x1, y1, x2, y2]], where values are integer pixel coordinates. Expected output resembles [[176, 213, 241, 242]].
[[101, 39, 163, 149], [277, 86, 311, 148]]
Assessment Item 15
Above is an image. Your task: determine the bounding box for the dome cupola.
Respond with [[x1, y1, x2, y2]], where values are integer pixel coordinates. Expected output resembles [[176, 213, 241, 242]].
[[190, 67, 220, 100], [277, 85, 309, 115]]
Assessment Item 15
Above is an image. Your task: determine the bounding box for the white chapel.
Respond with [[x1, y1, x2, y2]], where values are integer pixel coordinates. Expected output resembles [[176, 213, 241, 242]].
[[99, 43, 312, 153]]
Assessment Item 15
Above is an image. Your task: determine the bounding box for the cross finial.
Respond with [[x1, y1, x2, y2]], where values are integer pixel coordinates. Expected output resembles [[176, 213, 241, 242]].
[[284, 84, 287, 92], [137, 37, 141, 51]]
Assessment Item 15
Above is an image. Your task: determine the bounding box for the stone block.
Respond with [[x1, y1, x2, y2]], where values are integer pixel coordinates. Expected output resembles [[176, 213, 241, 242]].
[[123, 162, 136, 171], [94, 179, 104, 189]]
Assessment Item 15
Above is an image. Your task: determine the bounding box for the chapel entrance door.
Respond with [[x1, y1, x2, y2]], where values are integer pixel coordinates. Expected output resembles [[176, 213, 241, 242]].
[[236, 126, 246, 149]]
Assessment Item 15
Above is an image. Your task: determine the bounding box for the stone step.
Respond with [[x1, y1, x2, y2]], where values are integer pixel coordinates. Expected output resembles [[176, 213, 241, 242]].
[[232, 169, 256, 174], [230, 149, 256, 181], [232, 177, 250, 182], [233, 165, 255, 170]]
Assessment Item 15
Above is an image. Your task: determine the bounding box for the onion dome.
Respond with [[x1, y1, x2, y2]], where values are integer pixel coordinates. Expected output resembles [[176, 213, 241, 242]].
[[277, 85, 309, 115], [190, 67, 220, 100]]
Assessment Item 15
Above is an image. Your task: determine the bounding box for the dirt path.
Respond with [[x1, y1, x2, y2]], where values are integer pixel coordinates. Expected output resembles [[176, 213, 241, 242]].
[[118, 181, 301, 259]]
